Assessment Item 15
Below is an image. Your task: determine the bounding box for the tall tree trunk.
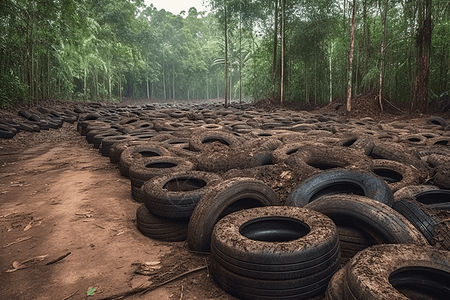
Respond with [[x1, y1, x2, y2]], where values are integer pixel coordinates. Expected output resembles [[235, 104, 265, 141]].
[[378, 0, 388, 111], [224, 4, 229, 107], [329, 42, 333, 102], [280, 0, 285, 106], [239, 5, 242, 104], [172, 64, 175, 99], [162, 61, 166, 99], [146, 71, 150, 99], [272, 0, 279, 98], [346, 0, 357, 113], [411, 0, 432, 113]]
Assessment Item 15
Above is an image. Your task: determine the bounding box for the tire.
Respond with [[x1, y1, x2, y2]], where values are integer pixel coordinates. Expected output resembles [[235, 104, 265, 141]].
[[187, 178, 280, 252], [188, 130, 241, 152], [136, 204, 188, 242], [0, 124, 15, 139], [324, 267, 345, 300], [129, 156, 195, 201], [92, 131, 120, 149], [285, 168, 394, 207], [393, 184, 440, 201], [433, 164, 450, 189], [284, 146, 374, 177], [393, 199, 440, 245], [427, 116, 447, 127], [109, 140, 145, 164], [119, 144, 172, 178], [371, 159, 422, 192], [304, 194, 429, 246], [370, 141, 430, 173], [336, 226, 376, 262], [141, 171, 222, 218], [343, 244, 450, 300], [340, 134, 374, 155], [100, 135, 133, 157], [210, 206, 340, 300]]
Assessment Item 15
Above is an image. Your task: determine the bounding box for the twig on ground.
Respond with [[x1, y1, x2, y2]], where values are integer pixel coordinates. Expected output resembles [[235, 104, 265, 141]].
[[179, 285, 184, 300], [3, 236, 33, 248], [46, 252, 71, 265], [96, 265, 208, 300], [60, 289, 79, 300]]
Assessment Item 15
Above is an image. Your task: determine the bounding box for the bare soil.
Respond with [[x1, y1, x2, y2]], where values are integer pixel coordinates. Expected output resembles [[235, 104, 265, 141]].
[[0, 96, 449, 300]]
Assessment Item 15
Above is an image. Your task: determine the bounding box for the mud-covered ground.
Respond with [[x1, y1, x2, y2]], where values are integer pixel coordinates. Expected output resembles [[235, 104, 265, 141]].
[[1, 95, 449, 300]]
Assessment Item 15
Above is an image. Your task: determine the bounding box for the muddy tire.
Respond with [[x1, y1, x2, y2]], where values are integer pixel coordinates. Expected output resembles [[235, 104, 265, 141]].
[[141, 171, 222, 218], [129, 156, 195, 201], [285, 168, 393, 207], [0, 124, 15, 139], [371, 159, 422, 192], [343, 244, 450, 300], [210, 206, 340, 300], [187, 178, 280, 253], [393, 199, 439, 245], [414, 189, 450, 210], [284, 146, 374, 176], [119, 144, 172, 177], [136, 204, 188, 242], [324, 267, 345, 300], [393, 184, 440, 201], [336, 226, 376, 262], [188, 130, 241, 152], [304, 194, 429, 246], [100, 135, 133, 157]]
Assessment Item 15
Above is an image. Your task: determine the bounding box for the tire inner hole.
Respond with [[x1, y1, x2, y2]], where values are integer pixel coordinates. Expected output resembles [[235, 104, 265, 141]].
[[389, 266, 450, 300], [145, 162, 178, 169], [342, 138, 357, 147], [218, 198, 264, 221], [240, 216, 310, 242], [434, 140, 450, 146], [408, 137, 422, 143], [373, 168, 403, 183], [139, 150, 161, 157], [415, 191, 450, 205], [163, 178, 207, 191], [310, 182, 365, 202], [306, 160, 346, 170], [202, 138, 230, 146]]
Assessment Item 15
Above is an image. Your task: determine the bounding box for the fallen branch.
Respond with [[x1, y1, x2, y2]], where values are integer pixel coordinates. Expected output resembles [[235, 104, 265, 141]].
[[381, 96, 406, 113], [46, 252, 71, 265], [96, 265, 208, 300], [60, 289, 79, 300]]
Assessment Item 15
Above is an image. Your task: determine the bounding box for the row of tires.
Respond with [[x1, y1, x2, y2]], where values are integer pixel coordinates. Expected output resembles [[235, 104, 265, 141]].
[[71, 103, 450, 300]]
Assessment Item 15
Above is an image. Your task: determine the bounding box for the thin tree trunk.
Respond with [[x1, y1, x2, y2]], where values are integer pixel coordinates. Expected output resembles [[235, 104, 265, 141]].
[[329, 42, 333, 102], [162, 61, 166, 99], [172, 64, 175, 99], [378, 0, 388, 111], [272, 0, 279, 98], [280, 0, 285, 106], [346, 0, 357, 113], [239, 5, 242, 104], [224, 4, 229, 107], [411, 0, 432, 113]]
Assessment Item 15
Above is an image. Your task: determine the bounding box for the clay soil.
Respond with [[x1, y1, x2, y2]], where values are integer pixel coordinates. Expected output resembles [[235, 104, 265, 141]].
[[0, 94, 448, 300]]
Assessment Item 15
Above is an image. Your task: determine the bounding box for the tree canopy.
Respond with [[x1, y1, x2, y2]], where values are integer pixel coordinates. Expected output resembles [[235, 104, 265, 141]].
[[1, 0, 449, 113]]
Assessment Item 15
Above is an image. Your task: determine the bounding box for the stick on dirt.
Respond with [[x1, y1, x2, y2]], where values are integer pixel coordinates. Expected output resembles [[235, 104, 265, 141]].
[[96, 265, 208, 300], [46, 252, 71, 265]]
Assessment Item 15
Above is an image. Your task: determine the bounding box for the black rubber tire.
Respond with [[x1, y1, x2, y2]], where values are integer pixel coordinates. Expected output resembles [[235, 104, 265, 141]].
[[211, 206, 340, 280], [324, 267, 345, 300], [210, 206, 340, 300], [141, 171, 222, 218], [393, 184, 440, 201], [336, 226, 376, 262], [427, 116, 447, 127], [135, 204, 188, 242], [393, 199, 439, 245], [304, 194, 429, 246], [92, 131, 120, 149], [270, 142, 308, 164], [187, 178, 280, 252], [433, 164, 450, 190], [343, 244, 450, 300], [109, 140, 145, 164], [119, 144, 172, 178], [370, 141, 430, 173], [284, 146, 374, 177], [285, 168, 394, 207], [129, 156, 195, 200], [371, 159, 422, 192], [0, 124, 15, 139], [100, 135, 133, 157], [188, 130, 241, 152]]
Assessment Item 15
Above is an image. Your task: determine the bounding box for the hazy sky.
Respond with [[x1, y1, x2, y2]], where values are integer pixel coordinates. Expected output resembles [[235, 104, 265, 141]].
[[145, 0, 209, 15]]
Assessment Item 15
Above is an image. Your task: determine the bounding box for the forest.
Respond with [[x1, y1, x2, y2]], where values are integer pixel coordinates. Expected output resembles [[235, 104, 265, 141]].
[[0, 0, 449, 113]]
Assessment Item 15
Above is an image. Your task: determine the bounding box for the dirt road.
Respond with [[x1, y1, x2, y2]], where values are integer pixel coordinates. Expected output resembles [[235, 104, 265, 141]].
[[0, 122, 232, 300]]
